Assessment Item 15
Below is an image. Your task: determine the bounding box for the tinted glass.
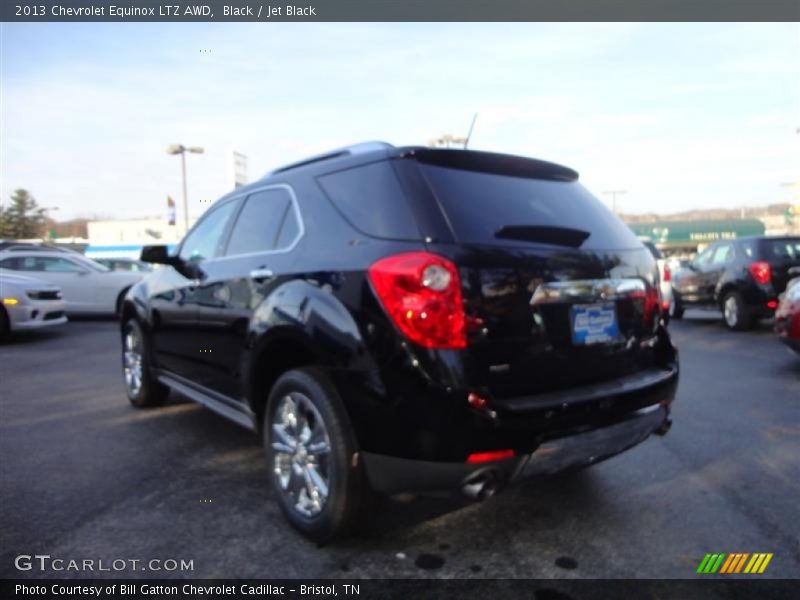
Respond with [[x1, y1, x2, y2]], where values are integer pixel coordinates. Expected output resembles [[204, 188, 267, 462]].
[[226, 189, 296, 256], [711, 244, 733, 265], [760, 238, 800, 261], [1, 256, 85, 272], [420, 164, 641, 249], [318, 161, 420, 240], [276, 205, 301, 250], [179, 200, 238, 262]]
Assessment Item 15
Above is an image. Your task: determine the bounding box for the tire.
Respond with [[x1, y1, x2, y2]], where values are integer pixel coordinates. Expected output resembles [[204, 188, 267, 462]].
[[721, 291, 752, 331], [122, 319, 170, 407], [264, 367, 366, 543], [0, 307, 9, 340], [670, 295, 684, 320]]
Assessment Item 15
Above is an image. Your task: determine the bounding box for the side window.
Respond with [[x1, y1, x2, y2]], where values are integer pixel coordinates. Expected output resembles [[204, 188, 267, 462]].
[[739, 241, 756, 259], [225, 188, 299, 256], [317, 161, 420, 240], [711, 244, 733, 265], [0, 257, 22, 270], [694, 246, 714, 266], [179, 200, 238, 263], [1, 256, 83, 272]]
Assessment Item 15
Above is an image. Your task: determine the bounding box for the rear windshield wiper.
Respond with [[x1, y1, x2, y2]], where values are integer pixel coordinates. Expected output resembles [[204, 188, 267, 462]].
[[494, 225, 591, 247]]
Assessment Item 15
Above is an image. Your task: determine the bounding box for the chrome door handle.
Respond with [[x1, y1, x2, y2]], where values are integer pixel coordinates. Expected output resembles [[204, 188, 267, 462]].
[[250, 268, 274, 279]]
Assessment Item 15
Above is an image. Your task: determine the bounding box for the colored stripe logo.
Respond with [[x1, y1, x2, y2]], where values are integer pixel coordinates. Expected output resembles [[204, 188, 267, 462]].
[[697, 553, 773, 574]]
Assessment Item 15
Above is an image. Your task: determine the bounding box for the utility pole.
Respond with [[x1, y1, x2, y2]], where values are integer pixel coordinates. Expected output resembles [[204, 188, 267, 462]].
[[602, 190, 627, 214], [166, 144, 204, 235]]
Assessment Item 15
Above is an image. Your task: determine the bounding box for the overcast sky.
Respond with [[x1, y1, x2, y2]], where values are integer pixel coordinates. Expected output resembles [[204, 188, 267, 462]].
[[1, 22, 798, 221]]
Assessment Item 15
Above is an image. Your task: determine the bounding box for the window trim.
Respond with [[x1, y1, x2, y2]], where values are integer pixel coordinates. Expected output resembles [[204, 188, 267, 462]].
[[217, 183, 305, 261]]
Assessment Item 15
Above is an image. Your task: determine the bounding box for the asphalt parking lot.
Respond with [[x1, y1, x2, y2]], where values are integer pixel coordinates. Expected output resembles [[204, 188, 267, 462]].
[[1, 314, 799, 580]]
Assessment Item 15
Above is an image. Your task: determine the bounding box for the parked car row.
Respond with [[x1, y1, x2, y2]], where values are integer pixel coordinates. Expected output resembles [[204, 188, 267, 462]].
[[0, 246, 144, 320], [0, 269, 68, 337], [668, 236, 800, 330]]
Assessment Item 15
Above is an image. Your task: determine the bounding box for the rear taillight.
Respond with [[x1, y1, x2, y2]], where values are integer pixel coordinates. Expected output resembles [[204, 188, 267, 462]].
[[662, 263, 671, 282], [749, 261, 772, 285], [466, 449, 515, 464], [630, 285, 661, 330], [368, 252, 466, 349]]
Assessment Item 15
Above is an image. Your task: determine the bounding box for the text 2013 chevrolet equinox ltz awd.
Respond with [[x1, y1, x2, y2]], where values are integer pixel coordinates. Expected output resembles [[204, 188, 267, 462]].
[[121, 143, 679, 541]]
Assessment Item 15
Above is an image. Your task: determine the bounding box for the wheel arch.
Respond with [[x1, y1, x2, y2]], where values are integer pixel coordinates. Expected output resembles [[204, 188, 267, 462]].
[[243, 278, 373, 432]]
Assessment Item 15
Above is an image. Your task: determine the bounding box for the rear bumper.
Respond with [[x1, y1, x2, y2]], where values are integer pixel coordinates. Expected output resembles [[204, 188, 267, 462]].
[[362, 403, 670, 494]]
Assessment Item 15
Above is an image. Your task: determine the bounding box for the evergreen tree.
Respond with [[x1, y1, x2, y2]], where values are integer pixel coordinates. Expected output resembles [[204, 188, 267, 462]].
[[0, 189, 47, 239]]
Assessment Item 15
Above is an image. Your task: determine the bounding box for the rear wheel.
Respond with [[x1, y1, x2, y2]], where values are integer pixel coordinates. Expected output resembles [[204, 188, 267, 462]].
[[722, 291, 751, 331], [122, 319, 170, 407], [264, 367, 366, 542]]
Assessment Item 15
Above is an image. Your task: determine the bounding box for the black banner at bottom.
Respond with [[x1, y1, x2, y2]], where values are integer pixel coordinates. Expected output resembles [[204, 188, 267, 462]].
[[3, 579, 800, 600]]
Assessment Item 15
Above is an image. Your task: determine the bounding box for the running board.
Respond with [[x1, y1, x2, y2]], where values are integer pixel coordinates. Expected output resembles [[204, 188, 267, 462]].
[[157, 374, 256, 431]]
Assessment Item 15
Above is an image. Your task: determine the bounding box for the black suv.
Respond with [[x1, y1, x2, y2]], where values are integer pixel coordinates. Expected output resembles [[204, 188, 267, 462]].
[[671, 236, 800, 330], [122, 143, 678, 541]]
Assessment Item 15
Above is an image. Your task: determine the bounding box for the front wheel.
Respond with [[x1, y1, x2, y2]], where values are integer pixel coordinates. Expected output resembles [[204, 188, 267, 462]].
[[722, 291, 752, 331], [122, 319, 170, 407], [264, 367, 366, 542]]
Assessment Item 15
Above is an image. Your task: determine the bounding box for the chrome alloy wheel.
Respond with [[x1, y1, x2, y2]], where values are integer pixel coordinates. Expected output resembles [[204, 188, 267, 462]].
[[724, 295, 739, 328], [271, 393, 331, 517], [123, 330, 143, 397]]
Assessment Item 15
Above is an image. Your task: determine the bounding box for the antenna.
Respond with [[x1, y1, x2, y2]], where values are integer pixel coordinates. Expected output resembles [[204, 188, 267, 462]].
[[464, 113, 478, 149]]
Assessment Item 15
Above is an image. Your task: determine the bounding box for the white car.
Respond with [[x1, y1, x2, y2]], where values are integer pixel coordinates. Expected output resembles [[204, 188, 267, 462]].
[[0, 269, 68, 336], [0, 250, 143, 315], [638, 237, 674, 323]]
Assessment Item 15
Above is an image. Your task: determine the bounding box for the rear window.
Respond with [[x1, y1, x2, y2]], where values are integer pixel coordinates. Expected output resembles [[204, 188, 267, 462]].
[[759, 238, 800, 261], [317, 161, 421, 240], [420, 164, 641, 250]]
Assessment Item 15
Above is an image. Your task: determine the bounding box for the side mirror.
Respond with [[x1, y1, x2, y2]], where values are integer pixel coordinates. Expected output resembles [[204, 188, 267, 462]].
[[141, 245, 175, 265]]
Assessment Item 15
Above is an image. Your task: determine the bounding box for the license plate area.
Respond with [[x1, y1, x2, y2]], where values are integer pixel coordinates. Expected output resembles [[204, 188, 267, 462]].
[[570, 302, 619, 345]]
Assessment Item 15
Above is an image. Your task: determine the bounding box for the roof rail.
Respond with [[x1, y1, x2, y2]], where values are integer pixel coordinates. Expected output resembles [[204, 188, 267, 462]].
[[266, 141, 394, 176]]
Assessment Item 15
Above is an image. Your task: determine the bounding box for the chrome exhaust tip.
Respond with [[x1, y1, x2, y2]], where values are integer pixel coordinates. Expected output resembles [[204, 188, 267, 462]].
[[462, 472, 500, 500]]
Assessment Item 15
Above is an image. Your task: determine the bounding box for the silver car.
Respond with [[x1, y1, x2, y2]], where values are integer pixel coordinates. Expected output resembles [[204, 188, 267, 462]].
[[0, 269, 68, 336], [0, 250, 143, 315]]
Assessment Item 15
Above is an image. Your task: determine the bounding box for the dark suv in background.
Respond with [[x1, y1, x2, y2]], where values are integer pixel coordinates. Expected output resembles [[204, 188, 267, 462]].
[[122, 143, 678, 541], [671, 236, 800, 330]]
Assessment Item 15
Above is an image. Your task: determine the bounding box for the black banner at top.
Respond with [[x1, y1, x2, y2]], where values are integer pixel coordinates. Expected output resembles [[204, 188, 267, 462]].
[[2, 0, 800, 22]]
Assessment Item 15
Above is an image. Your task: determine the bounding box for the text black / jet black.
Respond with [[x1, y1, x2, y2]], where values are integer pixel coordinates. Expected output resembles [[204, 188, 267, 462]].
[[122, 142, 679, 541], [671, 236, 800, 330]]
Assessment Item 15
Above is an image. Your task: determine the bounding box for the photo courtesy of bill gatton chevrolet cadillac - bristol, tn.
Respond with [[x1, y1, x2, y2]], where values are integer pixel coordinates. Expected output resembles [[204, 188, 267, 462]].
[[120, 143, 678, 541]]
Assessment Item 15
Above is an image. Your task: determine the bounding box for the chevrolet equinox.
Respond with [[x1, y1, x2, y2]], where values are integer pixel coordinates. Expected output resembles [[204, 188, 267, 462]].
[[121, 143, 679, 541]]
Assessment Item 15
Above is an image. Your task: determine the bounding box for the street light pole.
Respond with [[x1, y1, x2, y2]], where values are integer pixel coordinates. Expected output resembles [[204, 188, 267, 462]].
[[180, 151, 188, 234], [602, 190, 627, 214], [167, 144, 204, 236]]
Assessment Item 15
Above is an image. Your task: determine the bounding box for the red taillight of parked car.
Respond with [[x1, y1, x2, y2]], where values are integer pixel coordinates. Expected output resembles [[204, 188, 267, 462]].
[[748, 261, 772, 285], [466, 449, 515, 464], [368, 252, 467, 349], [662, 263, 671, 282]]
